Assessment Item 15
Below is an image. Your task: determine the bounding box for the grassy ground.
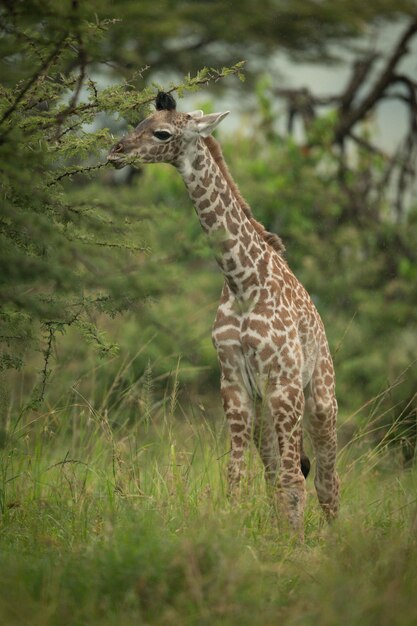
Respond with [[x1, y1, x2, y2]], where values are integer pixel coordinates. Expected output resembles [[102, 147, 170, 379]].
[[0, 394, 416, 626]]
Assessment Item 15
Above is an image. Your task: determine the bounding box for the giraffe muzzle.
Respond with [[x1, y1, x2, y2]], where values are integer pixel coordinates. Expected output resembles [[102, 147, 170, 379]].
[[107, 140, 129, 168], [107, 154, 126, 169]]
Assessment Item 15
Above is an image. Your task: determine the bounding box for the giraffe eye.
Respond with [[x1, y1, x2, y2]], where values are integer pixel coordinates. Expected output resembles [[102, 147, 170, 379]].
[[153, 130, 172, 141]]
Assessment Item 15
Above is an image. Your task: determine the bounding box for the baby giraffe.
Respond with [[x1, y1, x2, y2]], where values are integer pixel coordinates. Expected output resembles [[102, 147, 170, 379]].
[[108, 92, 340, 537]]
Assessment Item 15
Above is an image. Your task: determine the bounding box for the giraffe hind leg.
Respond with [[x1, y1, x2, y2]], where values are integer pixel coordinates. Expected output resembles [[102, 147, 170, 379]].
[[267, 379, 307, 538], [305, 364, 340, 521]]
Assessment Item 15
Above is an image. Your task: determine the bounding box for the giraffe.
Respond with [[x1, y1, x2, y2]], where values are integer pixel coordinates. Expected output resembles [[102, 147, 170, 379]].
[[108, 92, 340, 537]]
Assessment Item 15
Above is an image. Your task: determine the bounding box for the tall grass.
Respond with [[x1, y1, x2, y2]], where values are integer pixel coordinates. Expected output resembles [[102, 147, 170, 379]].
[[0, 383, 416, 626]]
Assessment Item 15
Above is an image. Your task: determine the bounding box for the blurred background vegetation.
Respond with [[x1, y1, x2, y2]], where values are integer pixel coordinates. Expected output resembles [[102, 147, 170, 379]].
[[1, 0, 417, 464]]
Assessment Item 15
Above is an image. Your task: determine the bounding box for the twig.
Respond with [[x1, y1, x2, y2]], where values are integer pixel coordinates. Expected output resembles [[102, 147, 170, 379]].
[[38, 323, 56, 402], [47, 161, 109, 186], [333, 310, 358, 358], [338, 54, 379, 116], [334, 17, 417, 142], [55, 120, 84, 142]]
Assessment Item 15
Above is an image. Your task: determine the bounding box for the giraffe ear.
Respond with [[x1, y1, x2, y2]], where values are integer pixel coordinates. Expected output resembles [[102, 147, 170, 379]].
[[193, 111, 230, 137], [187, 110, 204, 118]]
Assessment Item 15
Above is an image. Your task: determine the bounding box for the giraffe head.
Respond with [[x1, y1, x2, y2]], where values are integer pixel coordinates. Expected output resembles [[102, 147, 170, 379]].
[[107, 91, 229, 169]]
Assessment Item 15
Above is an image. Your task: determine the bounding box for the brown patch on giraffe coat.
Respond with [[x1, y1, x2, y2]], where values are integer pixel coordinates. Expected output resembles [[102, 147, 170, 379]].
[[215, 175, 224, 189], [288, 328, 297, 340], [324, 374, 333, 386], [224, 257, 237, 272], [284, 286, 292, 300], [282, 458, 294, 470], [214, 309, 240, 327], [220, 189, 232, 206], [230, 422, 246, 434], [321, 360, 333, 375], [204, 211, 217, 228], [248, 319, 270, 337], [221, 238, 236, 253], [257, 258, 269, 283], [272, 332, 287, 349], [241, 273, 257, 290], [248, 243, 260, 257], [226, 277, 238, 293], [201, 171, 211, 188], [194, 155, 205, 170], [194, 185, 206, 198], [238, 246, 253, 268], [279, 310, 293, 326], [215, 328, 240, 342], [223, 395, 240, 412], [225, 213, 239, 236], [280, 346, 296, 369], [199, 199, 210, 210], [213, 201, 224, 216], [260, 344, 275, 361], [241, 333, 262, 349]]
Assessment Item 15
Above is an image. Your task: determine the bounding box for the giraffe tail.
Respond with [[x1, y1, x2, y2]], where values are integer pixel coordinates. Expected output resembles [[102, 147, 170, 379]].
[[301, 452, 311, 479], [300, 430, 311, 478]]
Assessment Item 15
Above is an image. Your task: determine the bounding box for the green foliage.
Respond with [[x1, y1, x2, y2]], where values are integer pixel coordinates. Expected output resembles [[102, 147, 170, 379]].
[[0, 1, 242, 402], [78, 0, 417, 75]]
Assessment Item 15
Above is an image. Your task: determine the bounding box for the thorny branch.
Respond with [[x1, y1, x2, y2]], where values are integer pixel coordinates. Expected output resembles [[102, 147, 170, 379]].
[[62, 63, 244, 124], [38, 323, 56, 404], [47, 162, 109, 186], [35, 305, 86, 403]]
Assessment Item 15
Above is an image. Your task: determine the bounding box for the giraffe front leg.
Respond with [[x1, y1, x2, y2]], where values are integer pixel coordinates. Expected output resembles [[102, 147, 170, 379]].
[[268, 380, 306, 538], [220, 376, 253, 495]]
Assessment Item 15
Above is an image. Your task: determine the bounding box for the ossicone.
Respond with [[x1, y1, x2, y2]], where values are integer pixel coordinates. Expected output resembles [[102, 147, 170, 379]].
[[155, 91, 177, 111]]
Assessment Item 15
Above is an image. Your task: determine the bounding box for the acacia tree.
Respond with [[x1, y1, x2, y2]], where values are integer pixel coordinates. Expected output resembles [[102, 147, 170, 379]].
[[273, 17, 417, 219], [0, 0, 242, 405]]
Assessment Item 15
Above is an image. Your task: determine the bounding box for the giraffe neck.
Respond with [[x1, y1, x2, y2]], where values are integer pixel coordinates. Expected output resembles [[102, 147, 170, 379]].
[[177, 138, 270, 301]]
